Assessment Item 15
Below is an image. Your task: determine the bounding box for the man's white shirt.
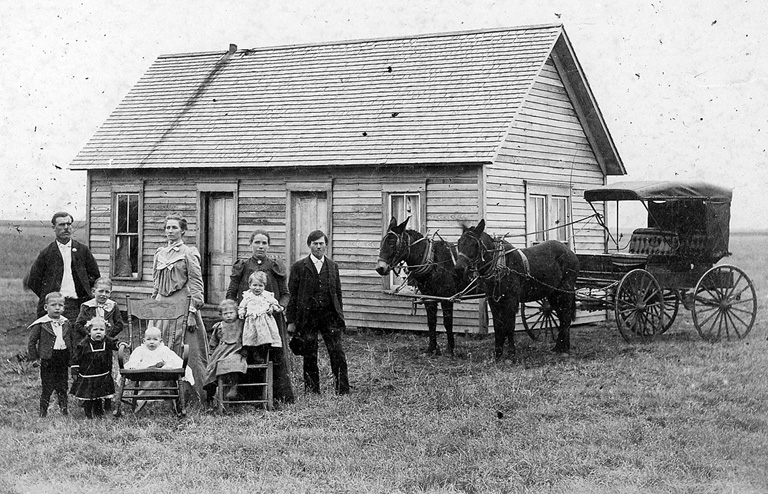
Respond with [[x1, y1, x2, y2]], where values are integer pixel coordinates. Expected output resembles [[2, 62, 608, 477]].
[[56, 240, 77, 299], [311, 255, 325, 274]]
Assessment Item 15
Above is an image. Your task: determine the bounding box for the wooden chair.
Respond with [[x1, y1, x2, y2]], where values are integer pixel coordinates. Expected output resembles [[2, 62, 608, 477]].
[[114, 295, 191, 418], [217, 350, 273, 413]]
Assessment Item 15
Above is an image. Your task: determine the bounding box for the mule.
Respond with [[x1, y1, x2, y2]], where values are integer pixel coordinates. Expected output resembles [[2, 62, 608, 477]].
[[454, 219, 579, 360], [375, 217, 468, 356]]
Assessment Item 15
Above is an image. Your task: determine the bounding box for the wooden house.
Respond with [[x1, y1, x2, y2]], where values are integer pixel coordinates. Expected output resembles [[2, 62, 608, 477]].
[[70, 24, 625, 332]]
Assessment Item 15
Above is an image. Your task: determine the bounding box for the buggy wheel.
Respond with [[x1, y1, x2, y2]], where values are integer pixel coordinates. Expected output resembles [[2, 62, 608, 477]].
[[615, 269, 665, 343], [521, 299, 559, 341], [660, 289, 680, 334], [692, 265, 757, 341]]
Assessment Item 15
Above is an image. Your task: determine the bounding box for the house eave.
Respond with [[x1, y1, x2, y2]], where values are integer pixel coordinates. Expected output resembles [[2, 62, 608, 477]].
[[553, 29, 626, 176], [70, 159, 493, 172]]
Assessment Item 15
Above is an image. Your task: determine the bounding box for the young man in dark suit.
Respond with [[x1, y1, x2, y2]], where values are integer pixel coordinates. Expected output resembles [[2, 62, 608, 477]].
[[286, 230, 350, 395], [25, 211, 101, 322]]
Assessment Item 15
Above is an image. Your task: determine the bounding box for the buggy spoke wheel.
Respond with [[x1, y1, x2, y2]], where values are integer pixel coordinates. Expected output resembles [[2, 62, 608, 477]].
[[615, 269, 664, 343], [693, 265, 756, 341], [521, 300, 559, 341], [660, 289, 680, 334]]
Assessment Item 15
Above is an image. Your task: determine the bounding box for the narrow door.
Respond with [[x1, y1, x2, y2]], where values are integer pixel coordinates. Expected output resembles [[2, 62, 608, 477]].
[[290, 191, 328, 266], [203, 193, 235, 305]]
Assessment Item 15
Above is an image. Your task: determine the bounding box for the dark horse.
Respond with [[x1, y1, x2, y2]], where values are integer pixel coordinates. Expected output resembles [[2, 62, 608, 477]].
[[375, 217, 468, 356], [455, 219, 579, 360]]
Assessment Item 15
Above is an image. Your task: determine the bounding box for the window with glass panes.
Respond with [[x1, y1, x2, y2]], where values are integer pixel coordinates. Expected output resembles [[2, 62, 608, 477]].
[[385, 192, 423, 291], [551, 196, 568, 242], [525, 182, 572, 247], [114, 192, 141, 279], [390, 193, 421, 229]]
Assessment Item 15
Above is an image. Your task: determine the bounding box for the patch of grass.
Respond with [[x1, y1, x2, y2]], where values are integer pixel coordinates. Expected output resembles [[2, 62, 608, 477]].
[[0, 230, 51, 280], [3, 323, 768, 493]]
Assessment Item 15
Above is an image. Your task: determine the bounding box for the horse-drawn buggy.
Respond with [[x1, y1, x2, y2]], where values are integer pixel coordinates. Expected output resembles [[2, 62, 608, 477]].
[[522, 180, 757, 344], [378, 180, 757, 360]]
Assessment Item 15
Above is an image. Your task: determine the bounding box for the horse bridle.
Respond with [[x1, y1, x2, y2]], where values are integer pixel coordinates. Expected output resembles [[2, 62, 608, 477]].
[[378, 230, 412, 275], [457, 233, 499, 276], [378, 229, 433, 276]]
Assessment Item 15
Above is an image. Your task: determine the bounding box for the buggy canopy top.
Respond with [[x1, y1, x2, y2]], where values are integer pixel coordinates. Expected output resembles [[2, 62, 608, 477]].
[[584, 181, 732, 203], [585, 180, 732, 262]]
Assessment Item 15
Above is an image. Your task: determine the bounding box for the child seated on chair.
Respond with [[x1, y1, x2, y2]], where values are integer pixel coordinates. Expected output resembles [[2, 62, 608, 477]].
[[124, 326, 195, 384], [203, 299, 248, 401], [74, 277, 124, 341], [238, 271, 283, 364], [70, 317, 119, 419]]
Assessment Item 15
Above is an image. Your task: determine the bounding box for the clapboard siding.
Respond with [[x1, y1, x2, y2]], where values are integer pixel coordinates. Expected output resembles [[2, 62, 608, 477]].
[[486, 58, 606, 254], [484, 58, 608, 324], [88, 165, 484, 333]]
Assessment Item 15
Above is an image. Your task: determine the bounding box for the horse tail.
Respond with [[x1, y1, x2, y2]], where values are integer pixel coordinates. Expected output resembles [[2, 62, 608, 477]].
[[570, 286, 577, 321], [563, 247, 579, 321]]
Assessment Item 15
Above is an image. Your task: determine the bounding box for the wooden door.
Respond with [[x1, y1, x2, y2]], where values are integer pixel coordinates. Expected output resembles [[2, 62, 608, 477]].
[[290, 191, 328, 266], [204, 193, 235, 304]]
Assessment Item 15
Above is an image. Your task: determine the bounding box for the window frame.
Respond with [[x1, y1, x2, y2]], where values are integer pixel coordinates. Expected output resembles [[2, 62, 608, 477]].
[[524, 180, 573, 248], [381, 183, 426, 291], [110, 185, 144, 281]]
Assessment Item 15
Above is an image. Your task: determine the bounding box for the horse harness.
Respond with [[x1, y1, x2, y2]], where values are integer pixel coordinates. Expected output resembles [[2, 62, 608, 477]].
[[459, 236, 531, 302]]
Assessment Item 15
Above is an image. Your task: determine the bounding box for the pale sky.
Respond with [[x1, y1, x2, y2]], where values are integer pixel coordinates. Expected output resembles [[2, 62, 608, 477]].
[[2, 0, 766, 229]]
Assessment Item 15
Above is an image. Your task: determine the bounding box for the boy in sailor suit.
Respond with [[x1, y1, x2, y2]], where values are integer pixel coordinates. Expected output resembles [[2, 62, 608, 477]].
[[28, 292, 74, 417]]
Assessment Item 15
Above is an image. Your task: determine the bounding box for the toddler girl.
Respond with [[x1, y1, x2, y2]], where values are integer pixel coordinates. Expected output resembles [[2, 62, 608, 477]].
[[238, 271, 283, 364], [70, 317, 118, 418], [204, 300, 248, 401]]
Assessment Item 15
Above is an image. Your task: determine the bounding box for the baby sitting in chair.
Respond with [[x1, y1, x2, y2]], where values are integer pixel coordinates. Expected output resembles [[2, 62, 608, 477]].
[[125, 326, 195, 384]]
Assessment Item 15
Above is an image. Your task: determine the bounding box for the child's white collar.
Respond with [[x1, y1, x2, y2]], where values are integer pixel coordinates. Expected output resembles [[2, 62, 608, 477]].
[[29, 314, 68, 327], [83, 298, 116, 310]]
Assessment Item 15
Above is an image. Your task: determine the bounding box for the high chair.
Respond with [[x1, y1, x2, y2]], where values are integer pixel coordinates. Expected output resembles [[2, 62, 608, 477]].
[[114, 295, 191, 418], [216, 349, 273, 413]]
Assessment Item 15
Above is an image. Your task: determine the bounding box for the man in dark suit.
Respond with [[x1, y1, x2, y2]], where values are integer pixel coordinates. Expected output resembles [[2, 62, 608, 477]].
[[286, 230, 350, 395], [25, 212, 101, 322]]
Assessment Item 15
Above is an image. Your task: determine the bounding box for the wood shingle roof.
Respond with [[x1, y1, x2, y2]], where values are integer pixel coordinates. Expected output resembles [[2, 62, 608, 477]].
[[70, 24, 622, 173]]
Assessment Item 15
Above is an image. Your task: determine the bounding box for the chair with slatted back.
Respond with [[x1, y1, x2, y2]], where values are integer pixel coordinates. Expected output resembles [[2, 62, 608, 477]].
[[216, 351, 273, 413], [114, 295, 191, 418]]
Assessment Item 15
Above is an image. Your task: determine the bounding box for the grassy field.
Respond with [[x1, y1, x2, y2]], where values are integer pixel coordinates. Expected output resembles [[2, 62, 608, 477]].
[[1, 232, 766, 493]]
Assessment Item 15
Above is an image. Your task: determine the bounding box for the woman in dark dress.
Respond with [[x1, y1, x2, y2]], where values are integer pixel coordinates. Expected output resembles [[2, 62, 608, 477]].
[[226, 230, 295, 404]]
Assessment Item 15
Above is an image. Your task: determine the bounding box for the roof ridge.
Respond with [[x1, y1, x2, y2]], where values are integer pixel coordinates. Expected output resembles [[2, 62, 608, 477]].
[[158, 23, 563, 59]]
